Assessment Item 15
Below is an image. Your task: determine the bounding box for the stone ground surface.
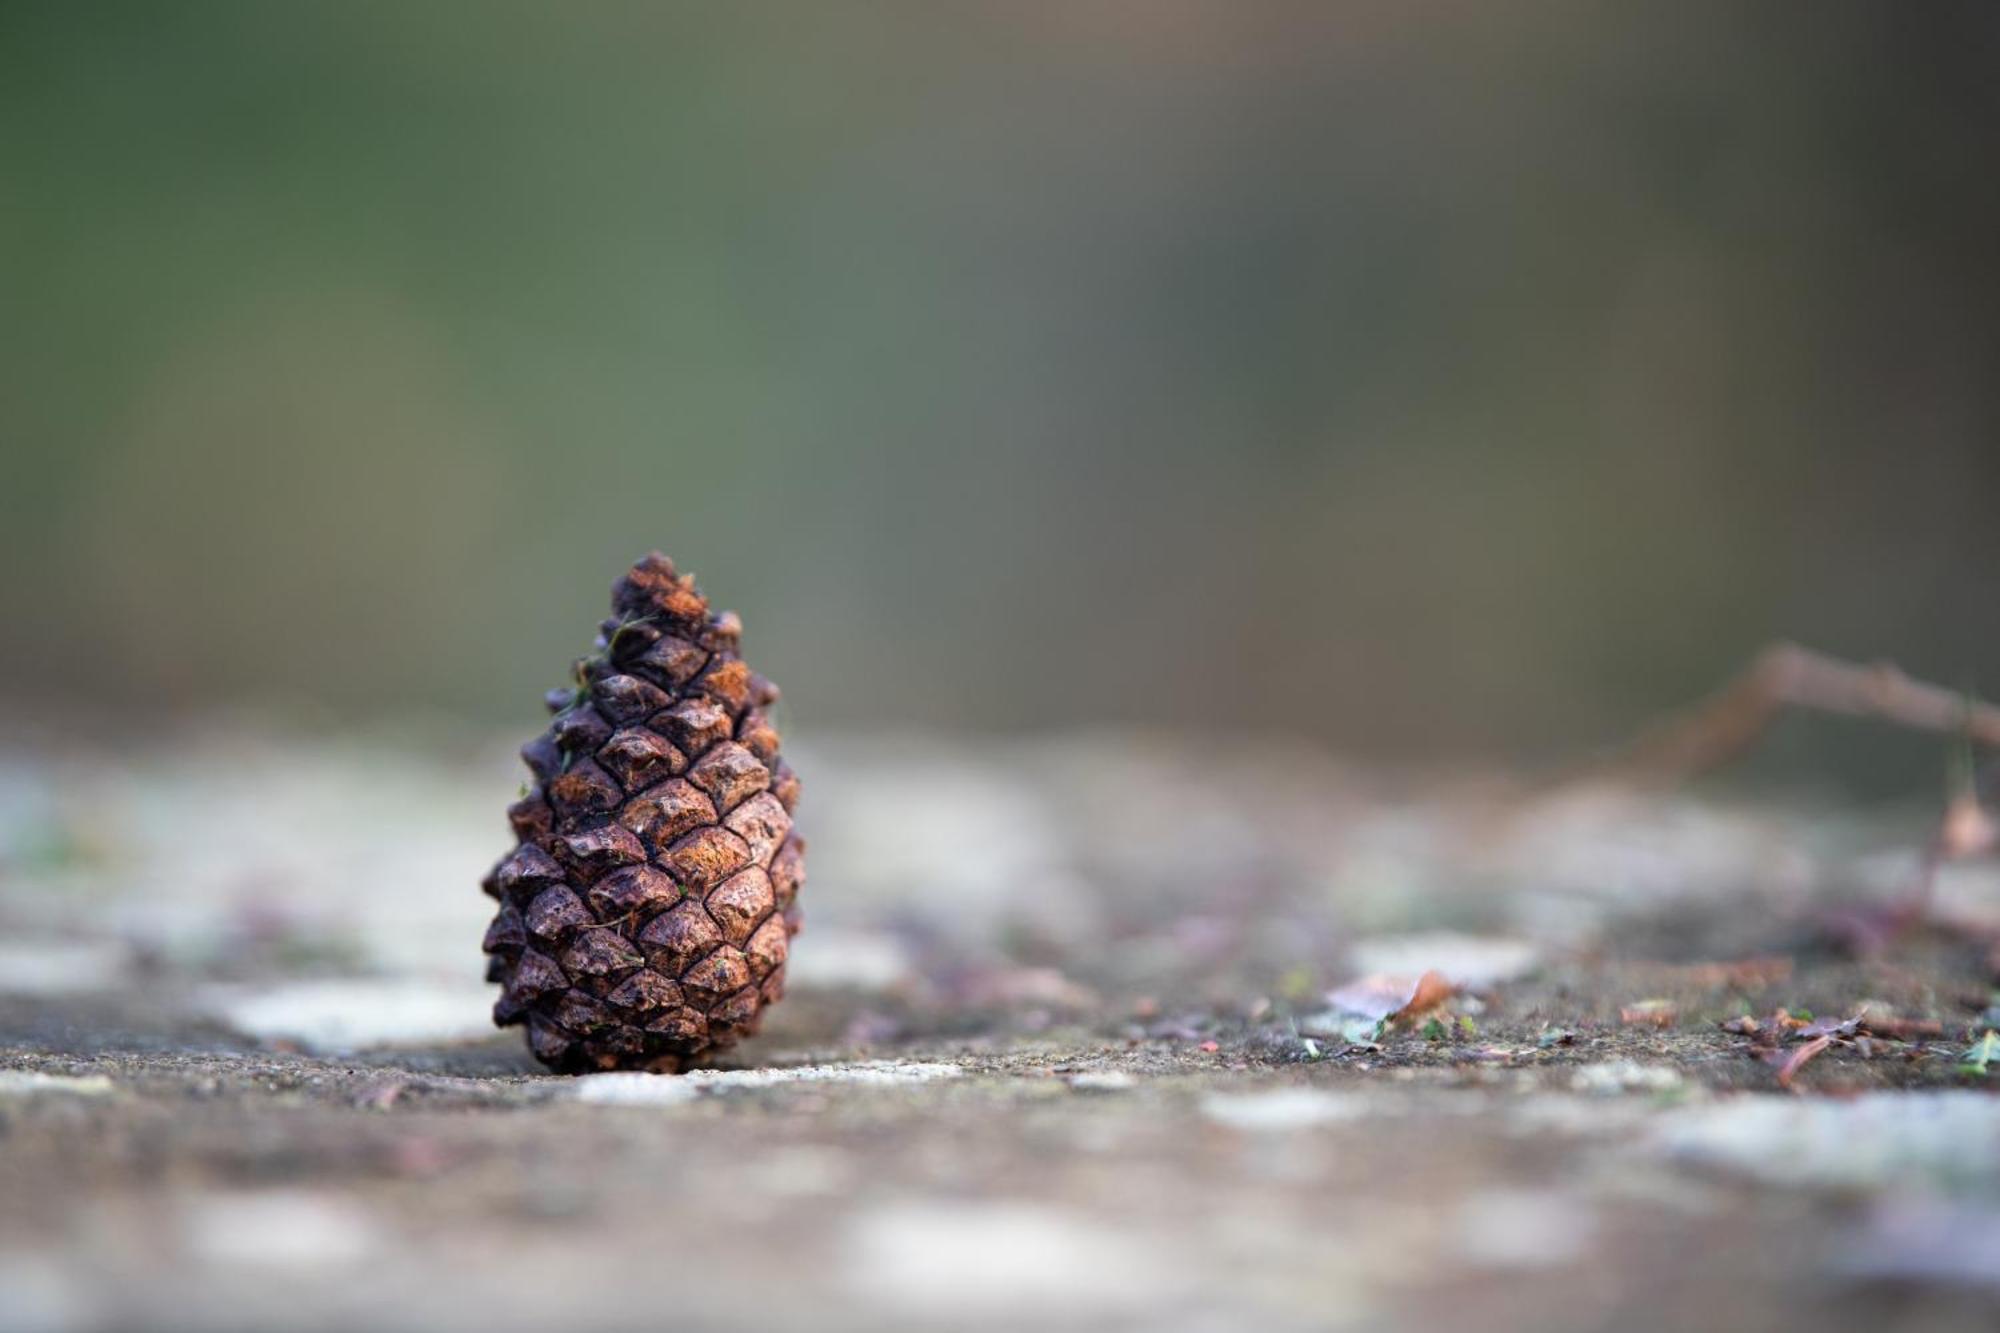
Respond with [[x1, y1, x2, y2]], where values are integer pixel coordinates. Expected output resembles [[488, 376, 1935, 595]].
[[3, 726, 1999, 1332]]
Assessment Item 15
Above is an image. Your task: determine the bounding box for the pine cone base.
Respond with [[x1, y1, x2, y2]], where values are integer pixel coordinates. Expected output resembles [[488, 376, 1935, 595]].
[[481, 553, 803, 1073]]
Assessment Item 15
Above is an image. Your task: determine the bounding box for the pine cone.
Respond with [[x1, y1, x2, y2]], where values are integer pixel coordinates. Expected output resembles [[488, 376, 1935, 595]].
[[481, 553, 803, 1073]]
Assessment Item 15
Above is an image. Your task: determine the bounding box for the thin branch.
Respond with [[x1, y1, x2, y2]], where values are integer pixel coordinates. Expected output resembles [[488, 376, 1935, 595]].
[[1574, 641, 2000, 788], [1775, 1033, 1832, 1092]]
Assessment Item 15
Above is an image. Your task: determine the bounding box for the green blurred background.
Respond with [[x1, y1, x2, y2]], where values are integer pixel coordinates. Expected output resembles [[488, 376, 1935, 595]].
[[5, 2, 1998, 779]]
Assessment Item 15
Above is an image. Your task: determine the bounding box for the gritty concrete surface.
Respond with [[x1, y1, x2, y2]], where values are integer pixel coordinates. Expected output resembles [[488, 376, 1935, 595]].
[[2, 726, 1998, 1331]]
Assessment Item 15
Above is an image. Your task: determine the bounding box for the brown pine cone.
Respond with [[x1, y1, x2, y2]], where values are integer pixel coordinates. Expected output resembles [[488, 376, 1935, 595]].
[[481, 552, 803, 1073]]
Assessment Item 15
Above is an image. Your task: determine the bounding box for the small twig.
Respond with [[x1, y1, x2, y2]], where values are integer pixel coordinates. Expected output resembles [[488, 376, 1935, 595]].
[[1572, 642, 2000, 789], [1775, 1033, 1832, 1092]]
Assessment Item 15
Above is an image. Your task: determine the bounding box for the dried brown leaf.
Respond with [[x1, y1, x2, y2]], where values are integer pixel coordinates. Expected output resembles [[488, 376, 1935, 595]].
[[1619, 1000, 1677, 1029], [1771, 1008, 1809, 1034], [1798, 1014, 1862, 1040], [1855, 1015, 1944, 1041], [1324, 969, 1458, 1026]]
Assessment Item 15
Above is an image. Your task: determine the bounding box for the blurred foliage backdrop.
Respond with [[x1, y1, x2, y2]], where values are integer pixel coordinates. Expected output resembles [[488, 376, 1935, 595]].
[[4, 2, 1999, 776]]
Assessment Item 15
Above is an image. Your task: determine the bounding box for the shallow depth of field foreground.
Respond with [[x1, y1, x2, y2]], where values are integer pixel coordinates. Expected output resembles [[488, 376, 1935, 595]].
[[3, 720, 1999, 1331]]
